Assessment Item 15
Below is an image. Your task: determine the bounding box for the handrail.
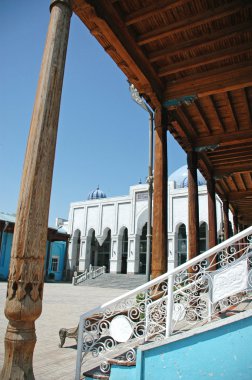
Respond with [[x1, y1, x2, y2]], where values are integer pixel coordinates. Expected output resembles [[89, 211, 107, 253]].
[[75, 226, 252, 379], [72, 265, 106, 285]]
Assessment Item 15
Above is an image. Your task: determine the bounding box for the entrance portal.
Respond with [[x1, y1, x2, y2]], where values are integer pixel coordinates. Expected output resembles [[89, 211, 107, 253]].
[[121, 228, 128, 274]]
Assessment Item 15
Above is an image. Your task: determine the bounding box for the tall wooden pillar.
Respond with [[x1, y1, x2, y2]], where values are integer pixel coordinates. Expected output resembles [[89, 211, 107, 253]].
[[187, 151, 199, 260], [152, 107, 168, 278], [1, 1, 72, 378], [207, 176, 217, 248], [223, 200, 229, 240]]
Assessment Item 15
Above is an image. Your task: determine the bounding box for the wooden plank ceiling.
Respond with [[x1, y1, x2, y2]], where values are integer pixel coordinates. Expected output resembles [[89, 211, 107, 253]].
[[72, 0, 252, 225]]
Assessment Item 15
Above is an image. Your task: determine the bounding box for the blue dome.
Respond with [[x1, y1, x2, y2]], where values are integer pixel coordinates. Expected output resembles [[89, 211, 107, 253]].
[[168, 165, 206, 189], [87, 186, 107, 200]]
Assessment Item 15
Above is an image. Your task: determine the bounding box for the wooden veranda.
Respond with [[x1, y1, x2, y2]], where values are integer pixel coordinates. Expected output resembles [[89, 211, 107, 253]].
[[1, 1, 252, 378], [70, 0, 252, 272]]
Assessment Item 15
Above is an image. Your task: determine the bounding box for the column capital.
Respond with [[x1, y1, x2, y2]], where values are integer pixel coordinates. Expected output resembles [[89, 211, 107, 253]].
[[50, 0, 72, 13]]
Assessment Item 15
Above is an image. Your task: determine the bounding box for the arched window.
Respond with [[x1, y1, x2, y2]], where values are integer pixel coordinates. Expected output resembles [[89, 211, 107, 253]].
[[73, 229, 81, 270], [139, 223, 147, 274], [178, 224, 187, 266], [97, 230, 111, 272], [121, 228, 128, 274], [199, 222, 207, 254], [90, 230, 111, 272], [90, 230, 96, 267]]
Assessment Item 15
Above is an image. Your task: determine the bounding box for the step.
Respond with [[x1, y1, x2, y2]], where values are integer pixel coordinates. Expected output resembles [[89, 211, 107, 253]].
[[80, 273, 147, 289]]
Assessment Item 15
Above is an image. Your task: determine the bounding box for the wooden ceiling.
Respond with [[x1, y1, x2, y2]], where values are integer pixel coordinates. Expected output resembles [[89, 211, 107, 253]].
[[72, 0, 252, 225]]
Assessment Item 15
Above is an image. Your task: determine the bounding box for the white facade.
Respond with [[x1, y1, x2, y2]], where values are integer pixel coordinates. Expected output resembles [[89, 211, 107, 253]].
[[66, 166, 229, 276]]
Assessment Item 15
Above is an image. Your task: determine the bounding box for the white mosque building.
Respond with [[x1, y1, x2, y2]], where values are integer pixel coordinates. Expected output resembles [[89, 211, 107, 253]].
[[65, 165, 228, 278]]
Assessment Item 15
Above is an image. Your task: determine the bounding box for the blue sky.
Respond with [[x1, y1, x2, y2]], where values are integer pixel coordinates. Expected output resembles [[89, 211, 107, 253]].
[[0, 1, 186, 227]]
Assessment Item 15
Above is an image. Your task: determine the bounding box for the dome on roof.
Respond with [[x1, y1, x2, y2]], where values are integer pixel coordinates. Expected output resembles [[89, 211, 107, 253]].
[[87, 186, 107, 200], [168, 165, 206, 189]]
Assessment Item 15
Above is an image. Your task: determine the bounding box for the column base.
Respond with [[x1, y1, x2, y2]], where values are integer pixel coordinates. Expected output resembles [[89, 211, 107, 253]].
[[1, 321, 36, 380]]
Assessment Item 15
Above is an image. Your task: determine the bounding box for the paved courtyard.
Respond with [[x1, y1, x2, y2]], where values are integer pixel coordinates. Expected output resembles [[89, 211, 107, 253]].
[[0, 282, 128, 379]]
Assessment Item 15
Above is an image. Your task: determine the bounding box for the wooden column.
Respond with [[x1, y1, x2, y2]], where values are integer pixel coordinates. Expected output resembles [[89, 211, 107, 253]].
[[223, 200, 229, 240], [152, 106, 168, 278], [1, 1, 72, 379], [207, 176, 217, 248], [187, 151, 199, 261]]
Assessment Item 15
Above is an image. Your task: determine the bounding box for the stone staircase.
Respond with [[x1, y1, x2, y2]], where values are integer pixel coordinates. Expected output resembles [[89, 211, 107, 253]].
[[79, 273, 147, 290]]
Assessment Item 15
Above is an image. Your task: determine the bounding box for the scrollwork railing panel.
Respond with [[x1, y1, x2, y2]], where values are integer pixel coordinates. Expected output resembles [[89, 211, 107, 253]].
[[75, 226, 252, 380]]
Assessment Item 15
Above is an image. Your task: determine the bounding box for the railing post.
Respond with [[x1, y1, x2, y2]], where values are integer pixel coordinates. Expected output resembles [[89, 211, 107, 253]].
[[166, 274, 174, 337], [75, 316, 85, 380]]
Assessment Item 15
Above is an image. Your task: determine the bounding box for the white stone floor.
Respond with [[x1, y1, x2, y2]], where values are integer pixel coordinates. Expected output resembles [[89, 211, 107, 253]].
[[0, 282, 128, 380]]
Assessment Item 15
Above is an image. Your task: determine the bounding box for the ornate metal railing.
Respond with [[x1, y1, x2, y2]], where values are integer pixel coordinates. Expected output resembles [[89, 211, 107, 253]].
[[75, 226, 252, 379], [72, 265, 106, 286]]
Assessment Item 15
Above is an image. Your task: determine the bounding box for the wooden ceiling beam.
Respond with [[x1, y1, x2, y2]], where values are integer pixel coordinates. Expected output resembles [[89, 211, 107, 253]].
[[208, 147, 252, 158], [214, 164, 252, 177], [198, 153, 213, 179], [175, 106, 198, 139], [226, 190, 252, 201], [210, 154, 252, 164], [158, 42, 251, 77], [241, 88, 252, 129], [222, 92, 239, 131], [238, 173, 248, 191], [206, 95, 225, 133], [193, 130, 252, 148], [125, 0, 190, 26], [230, 175, 239, 192], [193, 100, 212, 134], [207, 142, 252, 154], [168, 120, 192, 151], [137, 0, 251, 46], [164, 63, 252, 99], [148, 20, 252, 63]]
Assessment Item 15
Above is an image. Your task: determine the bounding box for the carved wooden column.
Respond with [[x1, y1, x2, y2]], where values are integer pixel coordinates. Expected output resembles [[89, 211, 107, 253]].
[[207, 176, 217, 248], [223, 200, 229, 240], [187, 151, 199, 261], [152, 107, 168, 278], [1, 1, 72, 378]]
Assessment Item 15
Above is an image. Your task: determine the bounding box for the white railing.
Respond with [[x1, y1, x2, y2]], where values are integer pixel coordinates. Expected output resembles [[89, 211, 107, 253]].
[[75, 226, 252, 379], [72, 265, 106, 286]]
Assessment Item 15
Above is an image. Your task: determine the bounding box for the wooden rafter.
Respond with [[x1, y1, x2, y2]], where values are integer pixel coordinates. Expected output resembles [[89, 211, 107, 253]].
[[125, 0, 190, 26], [137, 1, 251, 46], [148, 20, 252, 63], [158, 42, 251, 78], [193, 129, 252, 147], [207, 95, 225, 133], [193, 100, 212, 134], [208, 147, 252, 159], [164, 62, 252, 98], [175, 106, 198, 138], [208, 141, 252, 153], [227, 190, 252, 201], [223, 92, 239, 131], [241, 88, 252, 129], [214, 163, 252, 177], [238, 173, 248, 190], [210, 156, 252, 166]]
